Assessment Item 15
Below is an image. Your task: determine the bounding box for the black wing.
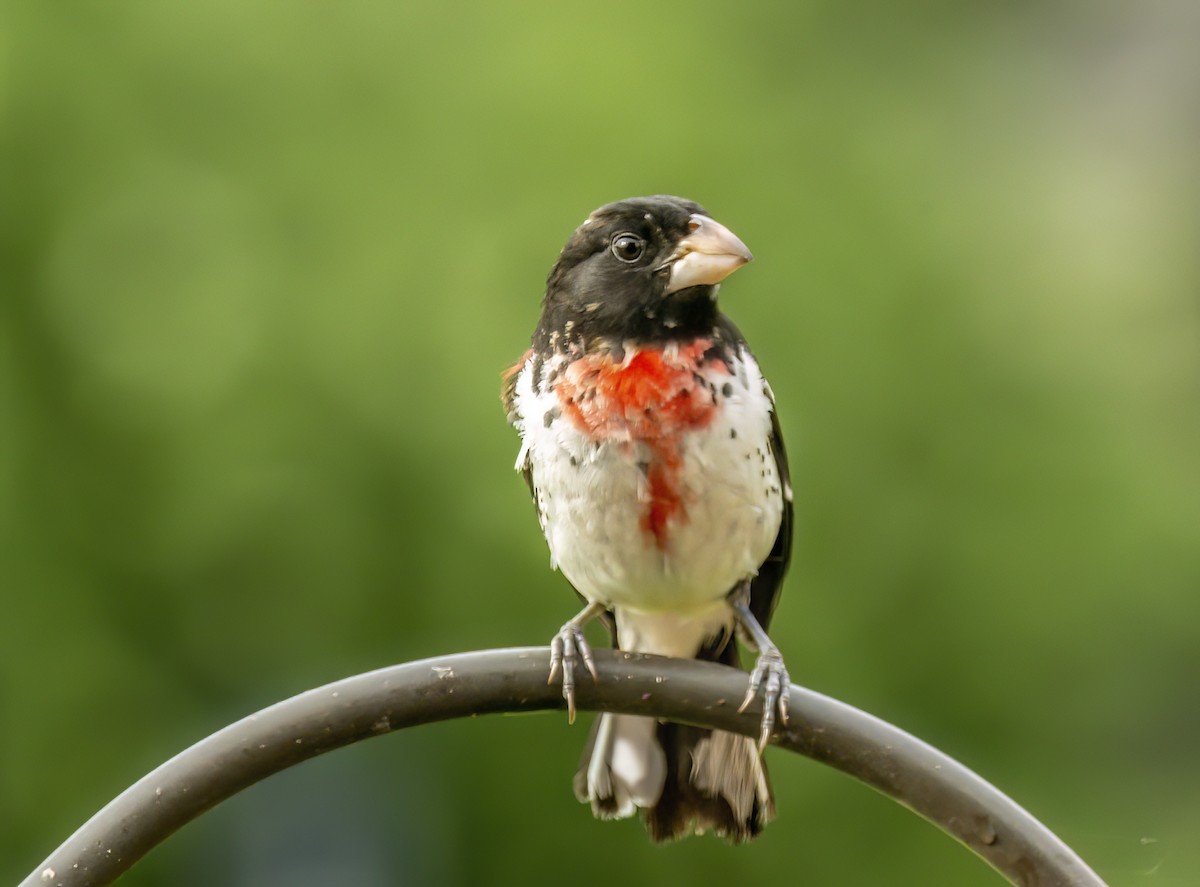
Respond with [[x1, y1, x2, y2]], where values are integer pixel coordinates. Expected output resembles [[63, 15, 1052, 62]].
[[750, 396, 792, 631]]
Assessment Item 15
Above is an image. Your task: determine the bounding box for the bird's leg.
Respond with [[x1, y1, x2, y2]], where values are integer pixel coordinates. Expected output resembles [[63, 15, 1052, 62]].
[[729, 581, 791, 751], [548, 601, 605, 724]]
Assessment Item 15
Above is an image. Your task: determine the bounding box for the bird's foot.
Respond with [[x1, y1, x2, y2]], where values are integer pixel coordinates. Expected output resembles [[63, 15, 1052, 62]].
[[738, 647, 790, 751], [548, 621, 599, 724]]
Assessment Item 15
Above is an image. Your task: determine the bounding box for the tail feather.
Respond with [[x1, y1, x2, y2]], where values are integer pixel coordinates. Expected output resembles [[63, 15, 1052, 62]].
[[644, 723, 774, 843], [573, 713, 666, 819], [574, 615, 775, 841]]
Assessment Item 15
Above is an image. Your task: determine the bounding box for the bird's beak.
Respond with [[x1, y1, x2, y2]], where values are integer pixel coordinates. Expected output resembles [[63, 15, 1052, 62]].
[[663, 214, 754, 295]]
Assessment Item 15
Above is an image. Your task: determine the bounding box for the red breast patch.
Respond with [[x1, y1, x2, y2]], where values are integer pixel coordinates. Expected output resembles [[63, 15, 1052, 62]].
[[554, 340, 730, 549]]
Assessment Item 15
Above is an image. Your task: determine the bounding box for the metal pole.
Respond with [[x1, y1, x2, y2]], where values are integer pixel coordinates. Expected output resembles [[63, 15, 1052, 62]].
[[21, 648, 1106, 887]]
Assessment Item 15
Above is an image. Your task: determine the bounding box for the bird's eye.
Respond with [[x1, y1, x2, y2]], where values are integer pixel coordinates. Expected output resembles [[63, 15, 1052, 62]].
[[610, 233, 645, 263]]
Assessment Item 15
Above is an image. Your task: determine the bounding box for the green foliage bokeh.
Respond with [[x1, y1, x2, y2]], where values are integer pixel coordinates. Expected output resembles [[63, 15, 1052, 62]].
[[3, 2, 1198, 884]]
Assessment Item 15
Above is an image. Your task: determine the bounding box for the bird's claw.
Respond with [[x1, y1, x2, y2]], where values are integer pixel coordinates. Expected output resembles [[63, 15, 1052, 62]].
[[738, 648, 790, 751], [548, 622, 598, 724]]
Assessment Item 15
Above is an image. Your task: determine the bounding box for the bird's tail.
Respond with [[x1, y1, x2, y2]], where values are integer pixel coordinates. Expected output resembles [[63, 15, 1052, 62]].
[[573, 714, 773, 842], [572, 637, 774, 842]]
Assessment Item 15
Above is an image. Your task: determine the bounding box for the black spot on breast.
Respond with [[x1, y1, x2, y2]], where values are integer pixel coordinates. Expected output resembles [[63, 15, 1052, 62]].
[[721, 382, 734, 398], [543, 407, 561, 428], [730, 428, 737, 439]]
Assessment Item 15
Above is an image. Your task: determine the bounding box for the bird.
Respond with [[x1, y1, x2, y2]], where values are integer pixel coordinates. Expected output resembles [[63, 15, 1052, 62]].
[[502, 195, 792, 842]]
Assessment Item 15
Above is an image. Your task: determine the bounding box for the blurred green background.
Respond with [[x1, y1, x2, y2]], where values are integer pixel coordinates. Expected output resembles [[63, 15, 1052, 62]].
[[3, 1, 1198, 884]]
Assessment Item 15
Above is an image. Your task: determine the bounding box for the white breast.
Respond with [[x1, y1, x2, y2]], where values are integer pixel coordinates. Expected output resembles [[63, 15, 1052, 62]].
[[512, 344, 786, 657]]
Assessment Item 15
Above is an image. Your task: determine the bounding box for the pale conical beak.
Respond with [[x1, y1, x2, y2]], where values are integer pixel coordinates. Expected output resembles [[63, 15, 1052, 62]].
[[663, 214, 754, 295]]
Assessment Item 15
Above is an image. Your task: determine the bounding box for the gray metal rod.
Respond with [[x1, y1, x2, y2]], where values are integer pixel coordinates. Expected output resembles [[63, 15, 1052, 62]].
[[21, 648, 1106, 887]]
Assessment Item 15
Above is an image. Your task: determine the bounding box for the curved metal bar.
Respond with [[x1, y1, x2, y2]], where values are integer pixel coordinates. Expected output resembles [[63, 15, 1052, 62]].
[[21, 648, 1106, 887]]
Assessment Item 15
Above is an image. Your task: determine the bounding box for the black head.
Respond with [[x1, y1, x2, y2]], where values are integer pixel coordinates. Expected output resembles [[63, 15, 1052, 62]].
[[535, 195, 753, 349]]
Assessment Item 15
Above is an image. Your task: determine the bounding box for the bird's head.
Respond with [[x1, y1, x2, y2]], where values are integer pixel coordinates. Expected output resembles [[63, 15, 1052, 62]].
[[538, 195, 753, 347]]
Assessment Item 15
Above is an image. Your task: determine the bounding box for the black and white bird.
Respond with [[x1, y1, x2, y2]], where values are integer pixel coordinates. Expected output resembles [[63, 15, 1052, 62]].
[[502, 196, 792, 842]]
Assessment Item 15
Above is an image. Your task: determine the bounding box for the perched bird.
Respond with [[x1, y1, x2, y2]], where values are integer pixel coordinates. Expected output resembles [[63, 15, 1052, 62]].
[[502, 196, 792, 842]]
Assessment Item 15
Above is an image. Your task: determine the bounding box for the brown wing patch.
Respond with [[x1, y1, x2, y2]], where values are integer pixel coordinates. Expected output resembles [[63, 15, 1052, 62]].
[[501, 348, 533, 425]]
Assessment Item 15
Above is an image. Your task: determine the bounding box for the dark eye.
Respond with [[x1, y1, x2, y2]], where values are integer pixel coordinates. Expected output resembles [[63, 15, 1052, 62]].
[[610, 233, 645, 263]]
